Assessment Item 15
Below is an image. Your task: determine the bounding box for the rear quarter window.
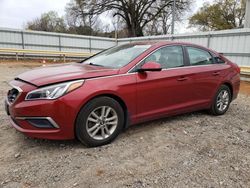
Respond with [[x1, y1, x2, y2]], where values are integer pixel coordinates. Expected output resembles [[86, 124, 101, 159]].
[[187, 47, 213, 66], [214, 56, 225, 64]]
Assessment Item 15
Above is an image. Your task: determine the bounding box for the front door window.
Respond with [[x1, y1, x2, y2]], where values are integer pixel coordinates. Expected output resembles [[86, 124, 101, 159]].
[[143, 46, 184, 69]]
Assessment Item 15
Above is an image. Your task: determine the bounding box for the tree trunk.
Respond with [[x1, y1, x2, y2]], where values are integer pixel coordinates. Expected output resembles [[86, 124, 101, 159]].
[[127, 25, 135, 37], [127, 22, 144, 37], [135, 27, 144, 36]]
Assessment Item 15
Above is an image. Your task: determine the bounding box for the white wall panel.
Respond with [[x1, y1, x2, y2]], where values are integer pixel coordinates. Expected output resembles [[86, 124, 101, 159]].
[[24, 33, 59, 46], [61, 36, 89, 48]]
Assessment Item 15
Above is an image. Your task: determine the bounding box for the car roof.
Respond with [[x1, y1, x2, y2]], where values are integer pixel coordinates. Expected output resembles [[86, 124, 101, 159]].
[[129, 41, 220, 56], [129, 41, 201, 47]]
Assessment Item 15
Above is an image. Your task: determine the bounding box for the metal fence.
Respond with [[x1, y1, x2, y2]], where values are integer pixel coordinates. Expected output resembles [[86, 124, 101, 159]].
[[0, 27, 116, 54], [0, 27, 250, 66]]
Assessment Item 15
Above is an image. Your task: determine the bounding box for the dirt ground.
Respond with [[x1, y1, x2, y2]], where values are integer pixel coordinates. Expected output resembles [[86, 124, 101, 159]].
[[0, 62, 250, 188]]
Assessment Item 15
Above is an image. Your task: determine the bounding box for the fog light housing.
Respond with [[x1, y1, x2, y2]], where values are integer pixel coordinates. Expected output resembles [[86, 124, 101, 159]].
[[16, 117, 59, 129]]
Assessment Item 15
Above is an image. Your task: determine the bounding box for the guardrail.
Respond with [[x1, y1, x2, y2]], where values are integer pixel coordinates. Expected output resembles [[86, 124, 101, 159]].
[[241, 66, 250, 75], [0, 48, 94, 62], [240, 66, 250, 82]]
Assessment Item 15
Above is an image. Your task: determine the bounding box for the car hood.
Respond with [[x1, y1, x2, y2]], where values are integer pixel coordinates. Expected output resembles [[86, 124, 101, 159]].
[[15, 63, 119, 87]]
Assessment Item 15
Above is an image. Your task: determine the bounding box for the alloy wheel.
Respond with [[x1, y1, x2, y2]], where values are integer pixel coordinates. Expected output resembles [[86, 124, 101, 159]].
[[86, 106, 118, 140], [216, 90, 230, 112]]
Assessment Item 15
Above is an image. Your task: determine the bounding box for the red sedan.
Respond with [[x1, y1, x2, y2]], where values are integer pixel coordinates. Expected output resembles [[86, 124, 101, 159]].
[[5, 41, 240, 147]]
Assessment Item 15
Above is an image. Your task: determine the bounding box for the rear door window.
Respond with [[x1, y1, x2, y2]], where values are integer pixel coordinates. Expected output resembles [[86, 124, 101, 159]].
[[187, 47, 213, 66]]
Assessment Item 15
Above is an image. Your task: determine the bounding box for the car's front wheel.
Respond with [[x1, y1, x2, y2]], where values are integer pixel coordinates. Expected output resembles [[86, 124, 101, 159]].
[[75, 97, 124, 147], [210, 85, 231, 115]]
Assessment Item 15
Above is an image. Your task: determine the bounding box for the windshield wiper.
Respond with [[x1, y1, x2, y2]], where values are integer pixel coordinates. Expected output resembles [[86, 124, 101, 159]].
[[88, 62, 105, 67]]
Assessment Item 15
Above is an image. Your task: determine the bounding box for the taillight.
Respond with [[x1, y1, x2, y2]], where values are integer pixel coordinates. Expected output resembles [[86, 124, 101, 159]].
[[235, 64, 240, 73]]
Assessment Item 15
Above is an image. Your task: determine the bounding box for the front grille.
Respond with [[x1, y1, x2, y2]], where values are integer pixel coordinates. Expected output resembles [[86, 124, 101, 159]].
[[7, 88, 19, 103]]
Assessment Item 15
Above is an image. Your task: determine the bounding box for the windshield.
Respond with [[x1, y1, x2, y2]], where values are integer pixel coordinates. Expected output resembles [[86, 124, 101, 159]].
[[83, 44, 151, 68]]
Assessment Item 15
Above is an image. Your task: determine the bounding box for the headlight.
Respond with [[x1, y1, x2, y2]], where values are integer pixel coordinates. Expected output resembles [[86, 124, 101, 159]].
[[25, 80, 84, 100]]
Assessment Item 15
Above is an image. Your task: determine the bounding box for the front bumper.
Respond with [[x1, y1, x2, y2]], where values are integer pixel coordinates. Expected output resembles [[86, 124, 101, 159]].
[[5, 97, 74, 140], [4, 80, 86, 140]]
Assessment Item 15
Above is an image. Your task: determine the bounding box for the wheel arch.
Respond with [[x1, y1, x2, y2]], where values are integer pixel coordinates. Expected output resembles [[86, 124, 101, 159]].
[[221, 82, 233, 100], [94, 94, 129, 127], [74, 93, 130, 138]]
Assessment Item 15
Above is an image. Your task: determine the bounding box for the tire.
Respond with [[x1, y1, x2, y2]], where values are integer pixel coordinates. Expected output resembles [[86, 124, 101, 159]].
[[75, 97, 124, 147], [209, 85, 231, 115]]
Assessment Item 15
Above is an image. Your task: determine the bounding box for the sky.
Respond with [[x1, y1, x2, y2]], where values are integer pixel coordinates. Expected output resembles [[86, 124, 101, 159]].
[[0, 0, 213, 34], [0, 0, 70, 29]]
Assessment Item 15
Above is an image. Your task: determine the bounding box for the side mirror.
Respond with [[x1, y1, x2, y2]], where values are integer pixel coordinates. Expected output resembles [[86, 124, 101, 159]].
[[137, 61, 162, 72]]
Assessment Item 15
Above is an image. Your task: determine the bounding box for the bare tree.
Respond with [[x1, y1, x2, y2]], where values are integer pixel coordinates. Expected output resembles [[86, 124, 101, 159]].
[[144, 9, 172, 35], [144, 1, 189, 36], [66, 0, 191, 37], [66, 0, 100, 35], [26, 11, 67, 33]]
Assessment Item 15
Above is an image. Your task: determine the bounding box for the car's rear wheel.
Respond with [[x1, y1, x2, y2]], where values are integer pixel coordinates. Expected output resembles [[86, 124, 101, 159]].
[[75, 97, 124, 147], [210, 85, 231, 115]]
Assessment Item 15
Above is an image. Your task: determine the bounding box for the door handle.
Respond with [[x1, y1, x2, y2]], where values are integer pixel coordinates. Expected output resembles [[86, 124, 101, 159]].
[[177, 77, 188, 81], [212, 71, 220, 76]]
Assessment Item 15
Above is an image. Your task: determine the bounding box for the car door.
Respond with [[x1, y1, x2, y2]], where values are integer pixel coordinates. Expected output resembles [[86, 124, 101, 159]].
[[135, 45, 195, 122], [184, 46, 226, 106]]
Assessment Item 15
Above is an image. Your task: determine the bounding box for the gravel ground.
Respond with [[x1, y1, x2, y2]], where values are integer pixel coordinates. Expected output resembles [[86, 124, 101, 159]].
[[0, 62, 250, 188]]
